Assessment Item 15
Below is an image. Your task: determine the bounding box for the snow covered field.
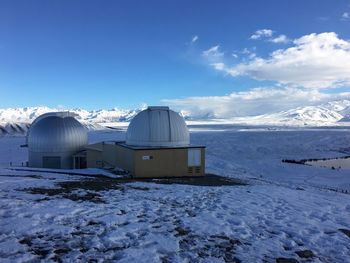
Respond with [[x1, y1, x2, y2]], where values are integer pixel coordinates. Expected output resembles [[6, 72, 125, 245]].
[[1, 126, 350, 262]]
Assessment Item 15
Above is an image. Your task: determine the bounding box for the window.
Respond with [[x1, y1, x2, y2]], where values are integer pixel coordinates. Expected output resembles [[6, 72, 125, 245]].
[[188, 148, 201, 166]]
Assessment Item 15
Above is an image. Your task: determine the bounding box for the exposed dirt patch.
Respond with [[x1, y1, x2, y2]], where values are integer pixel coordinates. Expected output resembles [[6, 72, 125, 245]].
[[20, 234, 69, 260], [58, 179, 125, 192], [22, 174, 246, 203], [176, 229, 242, 262], [26, 187, 105, 203], [70, 173, 246, 187], [9, 167, 247, 187], [150, 174, 246, 187], [282, 155, 350, 165]]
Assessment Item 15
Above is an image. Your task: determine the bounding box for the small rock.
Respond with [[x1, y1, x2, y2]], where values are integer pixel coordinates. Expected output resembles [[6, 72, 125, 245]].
[[174, 227, 189, 237], [339, 228, 350, 238], [87, 220, 99, 226], [211, 234, 230, 240], [54, 248, 71, 254], [324, 230, 336, 235], [295, 250, 315, 258], [19, 237, 32, 246], [276, 258, 299, 263]]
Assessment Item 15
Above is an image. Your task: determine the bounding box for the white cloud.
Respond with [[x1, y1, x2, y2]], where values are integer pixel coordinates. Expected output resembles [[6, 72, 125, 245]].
[[241, 48, 251, 54], [211, 62, 226, 71], [163, 87, 350, 118], [342, 12, 349, 20], [248, 53, 256, 59], [250, 29, 290, 44], [211, 32, 350, 89], [202, 45, 224, 61], [239, 48, 256, 60], [269, 34, 290, 44], [250, 29, 274, 40], [191, 35, 199, 43]]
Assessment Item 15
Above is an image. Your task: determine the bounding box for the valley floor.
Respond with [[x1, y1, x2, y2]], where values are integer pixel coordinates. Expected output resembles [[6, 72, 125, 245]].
[[0, 126, 350, 262]]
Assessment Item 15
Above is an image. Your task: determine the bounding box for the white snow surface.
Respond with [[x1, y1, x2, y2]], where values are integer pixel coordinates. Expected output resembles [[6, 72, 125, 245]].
[[0, 126, 350, 262]]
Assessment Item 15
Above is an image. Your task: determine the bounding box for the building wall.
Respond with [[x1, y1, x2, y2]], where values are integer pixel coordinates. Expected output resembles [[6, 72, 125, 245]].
[[133, 147, 205, 178], [115, 145, 135, 174], [102, 144, 119, 167], [86, 149, 103, 168], [86, 144, 135, 172], [29, 150, 75, 169], [85, 143, 205, 178]]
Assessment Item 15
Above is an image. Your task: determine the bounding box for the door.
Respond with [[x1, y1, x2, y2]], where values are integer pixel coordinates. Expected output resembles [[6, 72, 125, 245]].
[[74, 156, 87, 169], [188, 148, 201, 166]]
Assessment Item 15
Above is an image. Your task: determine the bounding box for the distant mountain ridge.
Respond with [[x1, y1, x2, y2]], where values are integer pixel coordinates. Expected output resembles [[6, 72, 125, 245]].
[[181, 100, 350, 126], [0, 107, 142, 124], [231, 106, 344, 126], [1, 100, 350, 135], [0, 107, 143, 136]]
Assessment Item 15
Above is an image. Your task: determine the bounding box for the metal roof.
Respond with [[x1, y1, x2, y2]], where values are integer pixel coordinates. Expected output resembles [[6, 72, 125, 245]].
[[30, 111, 78, 126], [126, 106, 190, 147], [28, 112, 88, 153], [84, 142, 104, 152], [117, 142, 204, 150]]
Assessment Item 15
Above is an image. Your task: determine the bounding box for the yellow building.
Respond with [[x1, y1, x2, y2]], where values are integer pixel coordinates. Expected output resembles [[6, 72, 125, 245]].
[[85, 106, 205, 178]]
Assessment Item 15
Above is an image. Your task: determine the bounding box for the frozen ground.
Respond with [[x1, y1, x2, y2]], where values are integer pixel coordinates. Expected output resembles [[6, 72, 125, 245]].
[[0, 125, 350, 262]]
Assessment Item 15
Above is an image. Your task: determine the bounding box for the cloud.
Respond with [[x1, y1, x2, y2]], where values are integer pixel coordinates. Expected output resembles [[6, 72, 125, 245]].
[[250, 29, 289, 44], [250, 29, 274, 40], [210, 32, 350, 89], [163, 87, 350, 118], [240, 48, 257, 59], [211, 62, 226, 71], [191, 35, 199, 43], [269, 34, 290, 44], [342, 12, 349, 20], [202, 45, 224, 61]]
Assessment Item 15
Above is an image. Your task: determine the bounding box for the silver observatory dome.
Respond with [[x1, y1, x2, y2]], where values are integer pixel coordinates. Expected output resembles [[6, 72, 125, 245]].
[[28, 112, 88, 169], [126, 106, 190, 147]]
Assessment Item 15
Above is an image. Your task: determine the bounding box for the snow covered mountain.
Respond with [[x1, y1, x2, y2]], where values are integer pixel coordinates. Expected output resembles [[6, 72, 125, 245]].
[[232, 105, 345, 126], [0, 107, 141, 124], [0, 107, 143, 135], [1, 100, 350, 135], [187, 100, 350, 126]]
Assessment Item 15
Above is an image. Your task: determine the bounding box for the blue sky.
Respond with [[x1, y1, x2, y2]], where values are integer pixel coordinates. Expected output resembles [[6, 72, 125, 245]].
[[1, 0, 350, 112]]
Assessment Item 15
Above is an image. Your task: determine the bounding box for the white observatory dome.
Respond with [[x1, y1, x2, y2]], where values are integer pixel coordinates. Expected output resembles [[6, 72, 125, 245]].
[[126, 106, 189, 147], [28, 112, 88, 169]]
